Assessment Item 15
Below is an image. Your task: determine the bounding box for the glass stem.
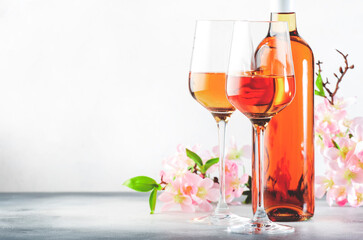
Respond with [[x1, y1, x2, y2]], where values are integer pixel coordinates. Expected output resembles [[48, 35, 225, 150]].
[[215, 119, 229, 214], [252, 122, 270, 223]]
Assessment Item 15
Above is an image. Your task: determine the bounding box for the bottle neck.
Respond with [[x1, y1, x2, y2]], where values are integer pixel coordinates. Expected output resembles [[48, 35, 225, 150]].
[[270, 12, 297, 35]]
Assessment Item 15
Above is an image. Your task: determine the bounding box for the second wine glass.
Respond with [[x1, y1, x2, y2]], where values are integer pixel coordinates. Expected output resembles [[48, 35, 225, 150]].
[[226, 21, 296, 234]]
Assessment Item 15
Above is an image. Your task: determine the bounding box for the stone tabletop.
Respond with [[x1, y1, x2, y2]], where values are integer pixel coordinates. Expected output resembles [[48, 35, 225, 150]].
[[0, 192, 361, 240]]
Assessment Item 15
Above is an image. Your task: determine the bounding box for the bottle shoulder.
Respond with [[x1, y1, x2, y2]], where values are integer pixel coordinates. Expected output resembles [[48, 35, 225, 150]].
[[290, 34, 314, 56]]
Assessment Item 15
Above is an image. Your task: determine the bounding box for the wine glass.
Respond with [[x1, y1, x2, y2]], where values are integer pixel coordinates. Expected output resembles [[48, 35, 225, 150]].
[[189, 20, 246, 225], [226, 21, 296, 234]]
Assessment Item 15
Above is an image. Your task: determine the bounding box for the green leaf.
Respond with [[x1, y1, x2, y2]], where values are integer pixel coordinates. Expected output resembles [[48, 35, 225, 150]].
[[316, 72, 324, 92], [123, 176, 158, 192], [149, 188, 158, 214], [186, 148, 203, 168], [332, 140, 340, 150], [242, 190, 250, 196], [242, 176, 252, 204], [315, 90, 325, 97], [202, 158, 219, 173], [156, 184, 163, 191], [245, 175, 252, 188], [315, 71, 325, 97], [243, 191, 252, 204]]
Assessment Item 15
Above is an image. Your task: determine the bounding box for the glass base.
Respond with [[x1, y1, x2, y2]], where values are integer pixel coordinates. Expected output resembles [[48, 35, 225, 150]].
[[228, 219, 294, 234], [192, 212, 248, 226]]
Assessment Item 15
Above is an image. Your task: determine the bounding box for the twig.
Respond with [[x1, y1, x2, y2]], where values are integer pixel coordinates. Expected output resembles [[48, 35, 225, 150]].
[[316, 50, 354, 105]]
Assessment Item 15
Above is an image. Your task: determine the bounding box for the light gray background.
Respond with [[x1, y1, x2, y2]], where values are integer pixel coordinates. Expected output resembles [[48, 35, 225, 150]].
[[0, 0, 361, 192]]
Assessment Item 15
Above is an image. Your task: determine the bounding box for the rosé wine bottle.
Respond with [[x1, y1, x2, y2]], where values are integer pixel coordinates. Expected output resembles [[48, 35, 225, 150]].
[[252, 0, 315, 222]]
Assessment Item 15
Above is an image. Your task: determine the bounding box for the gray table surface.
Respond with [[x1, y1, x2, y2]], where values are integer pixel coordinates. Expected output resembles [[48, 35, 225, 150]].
[[0, 192, 361, 240]]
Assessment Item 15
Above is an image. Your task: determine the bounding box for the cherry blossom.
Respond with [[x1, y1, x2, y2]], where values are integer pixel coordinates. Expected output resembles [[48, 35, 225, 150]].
[[348, 185, 363, 207], [181, 172, 219, 211], [161, 144, 212, 182], [158, 141, 250, 212], [315, 96, 363, 207], [315, 175, 334, 199], [158, 178, 195, 212], [328, 186, 348, 207], [315, 98, 346, 135]]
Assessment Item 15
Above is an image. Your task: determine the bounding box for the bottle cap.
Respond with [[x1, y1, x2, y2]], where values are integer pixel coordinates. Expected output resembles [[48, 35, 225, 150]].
[[270, 0, 295, 13]]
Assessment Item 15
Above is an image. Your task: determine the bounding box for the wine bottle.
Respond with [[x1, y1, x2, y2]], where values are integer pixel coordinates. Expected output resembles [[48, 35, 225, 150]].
[[252, 0, 315, 221]]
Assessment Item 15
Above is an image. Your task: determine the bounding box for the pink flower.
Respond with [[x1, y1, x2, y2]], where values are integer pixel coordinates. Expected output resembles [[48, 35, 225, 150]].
[[327, 186, 348, 207], [355, 141, 363, 161], [212, 137, 251, 161], [211, 138, 251, 176], [160, 152, 189, 183], [224, 160, 248, 203], [315, 98, 346, 135], [332, 154, 363, 186], [182, 172, 219, 212], [161, 144, 212, 182], [184, 144, 212, 163], [158, 178, 195, 212], [226, 137, 251, 161], [158, 142, 252, 212], [316, 132, 335, 152], [351, 117, 363, 141], [348, 185, 363, 207], [225, 160, 238, 177], [225, 173, 249, 203], [333, 97, 356, 110], [315, 96, 363, 208], [324, 137, 356, 167], [315, 175, 334, 199], [158, 172, 220, 213], [315, 173, 348, 206]]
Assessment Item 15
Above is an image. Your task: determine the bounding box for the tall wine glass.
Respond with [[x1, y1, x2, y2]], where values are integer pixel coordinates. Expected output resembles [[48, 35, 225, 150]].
[[189, 20, 245, 225], [226, 21, 296, 234]]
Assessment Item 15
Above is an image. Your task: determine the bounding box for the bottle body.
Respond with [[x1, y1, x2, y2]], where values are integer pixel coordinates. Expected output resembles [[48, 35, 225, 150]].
[[252, 13, 315, 221]]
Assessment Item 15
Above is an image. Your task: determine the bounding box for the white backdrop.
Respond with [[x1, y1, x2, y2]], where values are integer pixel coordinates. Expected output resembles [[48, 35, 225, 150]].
[[0, 0, 362, 192]]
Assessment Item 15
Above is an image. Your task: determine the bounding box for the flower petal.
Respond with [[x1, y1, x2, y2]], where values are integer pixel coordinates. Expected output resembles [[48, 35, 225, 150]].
[[225, 194, 234, 203], [212, 146, 219, 156], [333, 172, 347, 185], [336, 196, 348, 207], [324, 147, 340, 160], [177, 144, 186, 153], [241, 145, 252, 158], [326, 189, 335, 206], [158, 192, 174, 202], [182, 195, 192, 205], [328, 159, 340, 171], [354, 141, 363, 160], [315, 176, 326, 184], [316, 185, 327, 199], [233, 187, 244, 198], [352, 117, 363, 141], [191, 195, 202, 205], [199, 178, 213, 189], [161, 202, 177, 212], [352, 169, 363, 184], [183, 172, 202, 186], [198, 201, 213, 212], [206, 188, 219, 202], [180, 202, 195, 212]]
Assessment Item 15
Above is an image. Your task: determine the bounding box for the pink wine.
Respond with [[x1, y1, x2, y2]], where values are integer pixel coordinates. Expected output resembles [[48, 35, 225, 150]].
[[227, 74, 295, 120]]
